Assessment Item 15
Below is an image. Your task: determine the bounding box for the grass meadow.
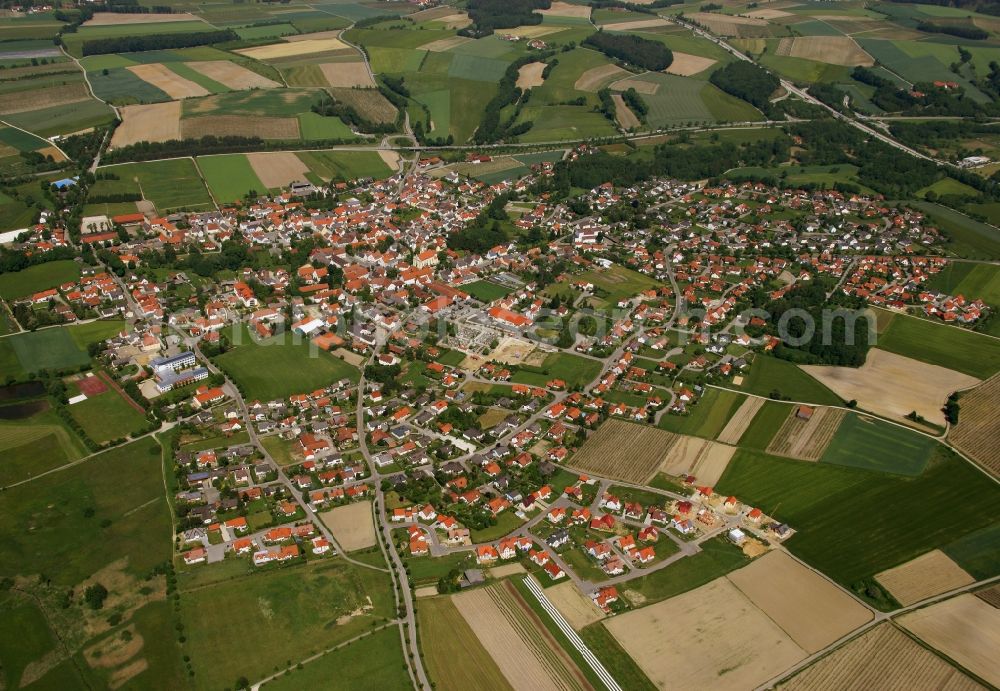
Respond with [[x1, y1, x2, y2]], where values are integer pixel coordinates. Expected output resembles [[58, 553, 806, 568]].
[[0, 259, 79, 300], [820, 413, 937, 476], [103, 158, 214, 213], [197, 154, 266, 204], [877, 312, 1000, 377], [737, 355, 843, 406], [657, 387, 745, 438]]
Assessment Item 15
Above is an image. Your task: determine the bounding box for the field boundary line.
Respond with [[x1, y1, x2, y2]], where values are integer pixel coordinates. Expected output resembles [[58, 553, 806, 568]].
[[0, 118, 70, 161], [522, 574, 622, 691]]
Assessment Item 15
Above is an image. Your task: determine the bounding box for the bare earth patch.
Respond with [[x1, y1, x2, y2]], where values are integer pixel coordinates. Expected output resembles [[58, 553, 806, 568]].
[[612, 94, 640, 129], [109, 658, 148, 689], [767, 407, 845, 461], [181, 115, 299, 140], [319, 500, 376, 551], [948, 373, 1000, 477], [601, 18, 672, 31], [609, 77, 659, 95], [802, 349, 979, 425], [37, 145, 67, 162], [546, 581, 605, 630], [665, 51, 717, 76], [83, 12, 200, 25], [516, 62, 547, 89], [186, 61, 279, 90], [575, 63, 631, 92], [539, 1, 593, 18], [717, 396, 764, 444], [749, 8, 793, 18], [378, 150, 401, 172], [246, 151, 310, 189], [875, 550, 975, 607], [83, 625, 144, 669], [776, 36, 874, 66], [419, 35, 473, 52], [490, 336, 537, 365], [111, 101, 181, 148], [660, 434, 736, 485], [899, 594, 1000, 687], [128, 63, 208, 100], [605, 577, 806, 690], [780, 623, 985, 691], [237, 38, 348, 61], [727, 551, 873, 654]]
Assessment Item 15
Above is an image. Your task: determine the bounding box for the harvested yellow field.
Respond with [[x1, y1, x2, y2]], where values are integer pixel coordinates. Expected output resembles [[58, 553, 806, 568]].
[[37, 145, 67, 162], [605, 577, 806, 690], [660, 434, 736, 485], [505, 25, 565, 38], [246, 151, 310, 190], [454, 581, 591, 691], [318, 61, 374, 88], [539, 2, 592, 18], [181, 115, 299, 140], [237, 38, 348, 61], [128, 63, 208, 99], [378, 149, 400, 171], [748, 8, 792, 18], [433, 13, 473, 29], [728, 551, 873, 654], [802, 349, 979, 425], [875, 550, 975, 607], [775, 36, 874, 66], [546, 581, 604, 631], [0, 82, 89, 114], [186, 61, 280, 90], [575, 63, 631, 92], [516, 62, 547, 89], [570, 419, 677, 484], [688, 12, 767, 35], [949, 374, 1000, 477], [612, 94, 640, 130], [779, 623, 985, 691], [409, 5, 459, 21], [419, 35, 473, 52], [717, 396, 764, 444], [665, 51, 717, 76], [601, 18, 671, 31], [900, 594, 1000, 687], [767, 407, 845, 461], [318, 500, 376, 551], [83, 11, 200, 25], [284, 30, 344, 42], [111, 101, 181, 148], [609, 77, 658, 95]]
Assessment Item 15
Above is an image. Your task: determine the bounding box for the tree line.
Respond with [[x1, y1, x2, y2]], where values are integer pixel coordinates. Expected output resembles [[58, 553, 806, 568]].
[[460, 0, 550, 37], [79, 29, 237, 56]]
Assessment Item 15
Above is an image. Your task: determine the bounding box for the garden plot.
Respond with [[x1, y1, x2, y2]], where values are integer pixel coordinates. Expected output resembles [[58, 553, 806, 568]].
[[453, 581, 589, 691], [875, 549, 975, 607], [128, 63, 209, 99], [780, 623, 985, 691], [574, 63, 630, 91], [319, 500, 376, 551], [774, 36, 873, 66], [545, 581, 605, 631], [246, 152, 310, 190], [110, 102, 181, 148], [318, 61, 374, 87], [727, 551, 872, 654], [949, 374, 1000, 477], [660, 435, 736, 485], [687, 12, 768, 36], [802, 349, 979, 425], [900, 594, 1000, 687], [666, 51, 717, 76], [186, 61, 280, 90], [605, 577, 806, 690], [766, 407, 845, 461], [717, 396, 764, 445], [237, 38, 348, 60], [516, 62, 547, 89], [569, 419, 678, 483]]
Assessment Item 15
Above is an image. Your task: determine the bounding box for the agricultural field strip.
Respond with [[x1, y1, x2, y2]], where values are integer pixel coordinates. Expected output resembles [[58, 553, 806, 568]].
[[766, 408, 845, 461]]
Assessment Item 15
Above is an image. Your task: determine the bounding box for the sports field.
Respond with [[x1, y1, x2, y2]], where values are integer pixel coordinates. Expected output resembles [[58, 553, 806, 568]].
[[214, 325, 360, 400], [716, 446, 1000, 591]]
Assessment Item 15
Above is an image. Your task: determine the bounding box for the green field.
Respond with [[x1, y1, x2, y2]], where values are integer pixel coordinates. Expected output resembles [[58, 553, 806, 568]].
[[102, 158, 214, 213], [516, 103, 617, 143], [716, 446, 1000, 590], [68, 387, 148, 445], [547, 263, 662, 308], [820, 413, 937, 476], [928, 262, 1000, 305], [913, 201, 1000, 260], [759, 50, 852, 84], [3, 98, 113, 138], [298, 111, 357, 140], [262, 625, 409, 690], [657, 387, 745, 438], [62, 19, 218, 57], [197, 154, 266, 203], [0, 408, 87, 486], [737, 355, 843, 406], [6, 327, 91, 375], [181, 558, 394, 690], [417, 596, 511, 691], [622, 535, 749, 606], [942, 522, 1000, 580], [215, 325, 360, 400], [0, 260, 79, 300], [463, 280, 514, 302], [0, 595, 60, 690], [737, 400, 793, 449], [236, 22, 298, 40], [510, 352, 603, 389], [878, 312, 1000, 377], [624, 72, 760, 127], [296, 150, 394, 182]]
